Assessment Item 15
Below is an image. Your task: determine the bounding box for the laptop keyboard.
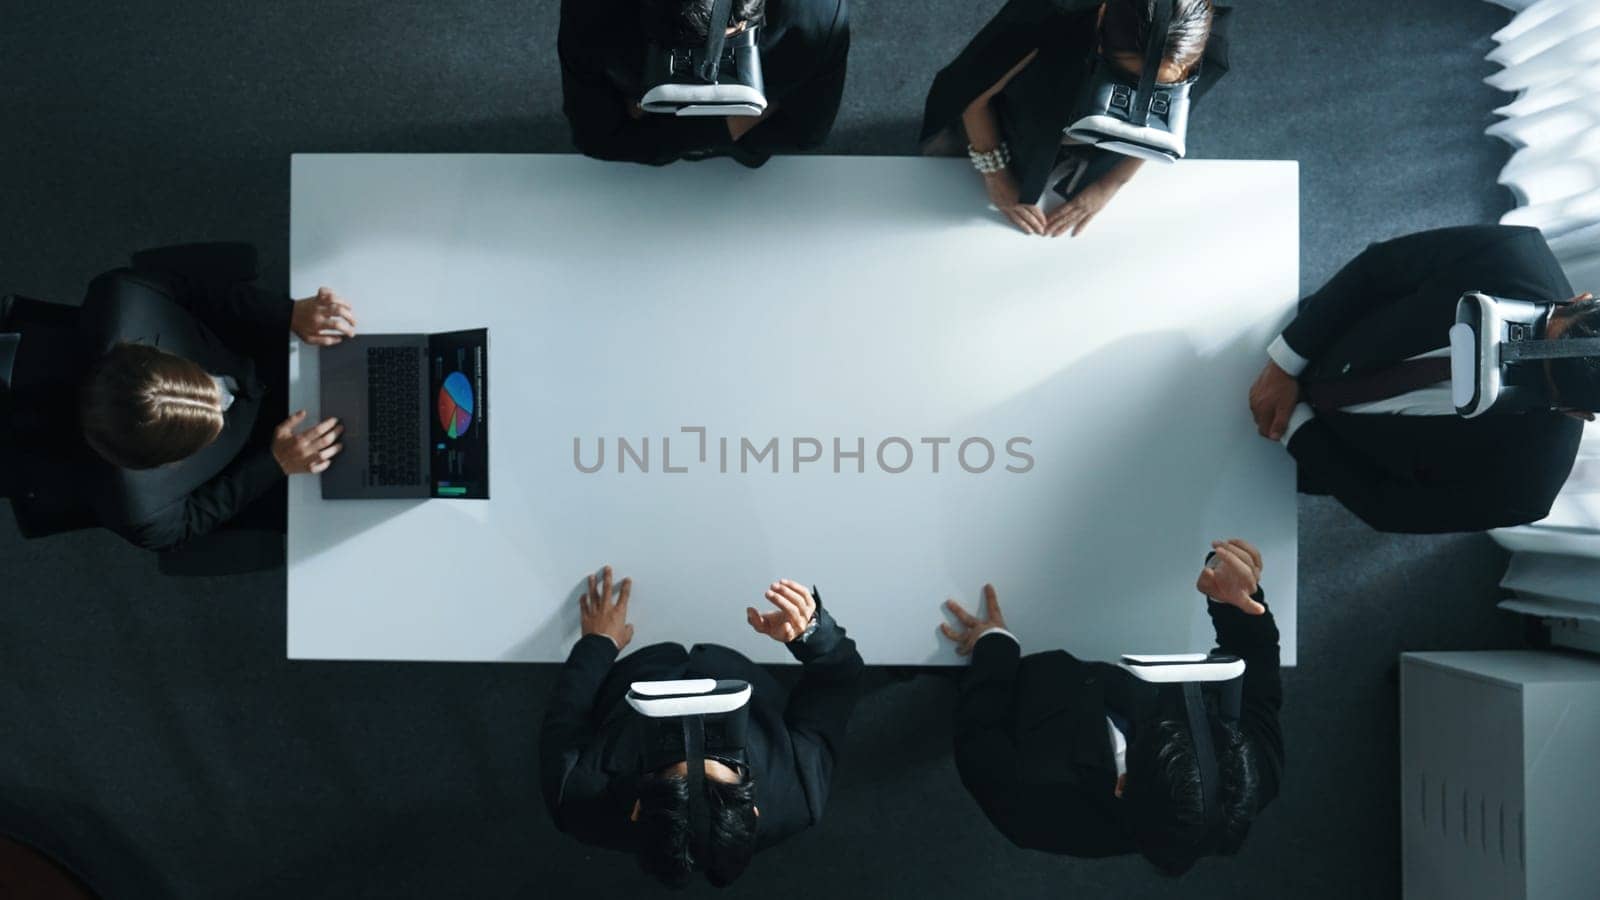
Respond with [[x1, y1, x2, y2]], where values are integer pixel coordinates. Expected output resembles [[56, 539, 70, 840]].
[[366, 346, 423, 486]]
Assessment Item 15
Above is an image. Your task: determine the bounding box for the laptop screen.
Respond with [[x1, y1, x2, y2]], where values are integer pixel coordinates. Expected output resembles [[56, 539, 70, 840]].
[[427, 328, 489, 499]]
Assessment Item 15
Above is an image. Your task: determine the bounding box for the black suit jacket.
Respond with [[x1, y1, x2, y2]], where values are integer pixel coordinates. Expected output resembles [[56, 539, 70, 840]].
[[955, 592, 1283, 857], [558, 0, 850, 167], [1283, 224, 1582, 533], [919, 0, 1231, 204], [72, 262, 291, 551], [540, 606, 864, 854]]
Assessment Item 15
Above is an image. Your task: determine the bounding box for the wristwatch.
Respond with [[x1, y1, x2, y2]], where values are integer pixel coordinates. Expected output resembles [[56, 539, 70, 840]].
[[797, 587, 823, 642]]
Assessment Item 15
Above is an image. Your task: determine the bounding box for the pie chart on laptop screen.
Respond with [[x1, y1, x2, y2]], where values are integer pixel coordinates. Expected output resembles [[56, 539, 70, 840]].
[[438, 371, 473, 439]]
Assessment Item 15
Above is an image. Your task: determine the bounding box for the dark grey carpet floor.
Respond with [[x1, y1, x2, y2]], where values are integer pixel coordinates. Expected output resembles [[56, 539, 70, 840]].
[[0, 1, 1526, 897]]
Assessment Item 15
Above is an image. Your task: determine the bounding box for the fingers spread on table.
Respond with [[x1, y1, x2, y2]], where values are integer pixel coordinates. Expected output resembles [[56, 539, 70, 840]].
[[945, 599, 978, 628]]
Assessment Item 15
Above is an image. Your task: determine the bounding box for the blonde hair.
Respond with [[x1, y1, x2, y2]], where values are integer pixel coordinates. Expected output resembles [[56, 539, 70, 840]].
[[81, 343, 226, 469]]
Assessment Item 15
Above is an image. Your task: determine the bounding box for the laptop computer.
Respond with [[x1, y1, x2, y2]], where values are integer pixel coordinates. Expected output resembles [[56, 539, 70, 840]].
[[319, 328, 489, 500]]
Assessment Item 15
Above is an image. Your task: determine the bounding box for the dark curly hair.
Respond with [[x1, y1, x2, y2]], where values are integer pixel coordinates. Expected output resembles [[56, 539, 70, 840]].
[[1101, 0, 1215, 79], [634, 772, 759, 888], [1122, 716, 1263, 876], [1548, 298, 1600, 412], [639, 0, 768, 46]]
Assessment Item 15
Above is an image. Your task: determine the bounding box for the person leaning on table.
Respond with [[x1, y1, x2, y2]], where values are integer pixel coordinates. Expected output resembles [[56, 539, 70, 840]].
[[920, 0, 1231, 236], [557, 0, 850, 167], [56, 247, 357, 550], [939, 539, 1283, 875], [540, 567, 864, 887], [1247, 224, 1598, 533]]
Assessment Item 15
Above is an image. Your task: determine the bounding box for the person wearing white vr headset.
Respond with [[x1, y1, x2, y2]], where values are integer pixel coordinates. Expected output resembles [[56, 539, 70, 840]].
[[1248, 224, 1597, 534], [937, 539, 1283, 876], [557, 0, 850, 168], [539, 566, 863, 887], [920, 0, 1231, 237]]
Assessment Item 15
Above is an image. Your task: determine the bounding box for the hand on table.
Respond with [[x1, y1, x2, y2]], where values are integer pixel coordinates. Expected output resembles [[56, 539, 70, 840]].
[[984, 169, 1047, 235], [1045, 174, 1119, 238], [582, 565, 634, 651], [1249, 360, 1300, 441], [939, 584, 1008, 656], [727, 109, 770, 141], [291, 288, 358, 346], [1197, 539, 1266, 615], [746, 579, 816, 643], [272, 410, 342, 475]]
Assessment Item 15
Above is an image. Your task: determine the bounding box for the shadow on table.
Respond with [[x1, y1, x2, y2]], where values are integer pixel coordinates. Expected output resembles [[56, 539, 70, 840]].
[[931, 327, 1256, 659], [288, 497, 429, 568], [291, 146, 1008, 280], [496, 575, 589, 662]]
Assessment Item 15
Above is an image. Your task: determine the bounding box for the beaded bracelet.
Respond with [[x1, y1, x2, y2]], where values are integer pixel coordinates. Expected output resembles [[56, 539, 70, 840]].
[[967, 142, 1012, 175]]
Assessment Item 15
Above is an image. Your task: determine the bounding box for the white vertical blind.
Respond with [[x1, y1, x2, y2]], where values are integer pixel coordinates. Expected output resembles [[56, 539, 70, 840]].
[[1483, 0, 1600, 622], [1486, 0, 1600, 289]]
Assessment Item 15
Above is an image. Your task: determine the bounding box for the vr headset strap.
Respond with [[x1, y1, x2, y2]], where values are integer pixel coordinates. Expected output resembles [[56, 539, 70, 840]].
[[1130, 0, 1175, 128], [1182, 682, 1222, 827], [0, 333, 19, 393], [698, 0, 737, 83], [1501, 337, 1600, 362], [683, 715, 711, 857]]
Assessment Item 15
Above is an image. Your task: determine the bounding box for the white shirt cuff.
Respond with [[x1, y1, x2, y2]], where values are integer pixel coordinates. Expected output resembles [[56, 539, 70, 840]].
[[1281, 403, 1315, 446], [1267, 335, 1309, 378], [977, 628, 1019, 649]]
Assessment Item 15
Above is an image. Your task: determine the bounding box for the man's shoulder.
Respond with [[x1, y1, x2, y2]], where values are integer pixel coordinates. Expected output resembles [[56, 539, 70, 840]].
[[83, 269, 176, 321], [1015, 650, 1114, 700]]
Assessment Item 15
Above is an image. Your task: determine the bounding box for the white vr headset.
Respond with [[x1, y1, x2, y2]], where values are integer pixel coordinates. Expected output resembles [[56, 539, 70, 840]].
[[626, 678, 753, 719], [1451, 291, 1600, 417], [639, 0, 767, 117], [1119, 652, 1246, 685], [627, 678, 754, 860], [1063, 0, 1194, 163], [1119, 652, 1245, 835]]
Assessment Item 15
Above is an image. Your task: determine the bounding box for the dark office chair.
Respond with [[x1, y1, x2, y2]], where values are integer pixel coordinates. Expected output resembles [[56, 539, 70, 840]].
[[130, 241, 259, 282], [0, 790, 165, 900], [3, 244, 285, 574], [0, 292, 97, 539], [0, 835, 104, 900]]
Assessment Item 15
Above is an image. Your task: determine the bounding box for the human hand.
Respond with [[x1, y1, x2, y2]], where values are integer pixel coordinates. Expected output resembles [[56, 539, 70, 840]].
[[1557, 293, 1596, 421], [1045, 176, 1119, 238], [940, 584, 1008, 656], [984, 169, 1047, 235], [271, 410, 342, 475], [1197, 539, 1266, 615], [582, 565, 634, 650], [1248, 360, 1300, 441], [291, 288, 358, 347], [746, 579, 817, 643], [727, 114, 761, 140]]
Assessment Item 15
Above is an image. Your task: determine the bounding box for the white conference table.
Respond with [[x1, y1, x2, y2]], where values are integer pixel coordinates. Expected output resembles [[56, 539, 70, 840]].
[[288, 154, 1299, 666]]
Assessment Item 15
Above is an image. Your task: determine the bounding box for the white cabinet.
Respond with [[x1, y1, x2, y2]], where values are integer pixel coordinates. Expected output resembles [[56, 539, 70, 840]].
[[1401, 651, 1600, 900]]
